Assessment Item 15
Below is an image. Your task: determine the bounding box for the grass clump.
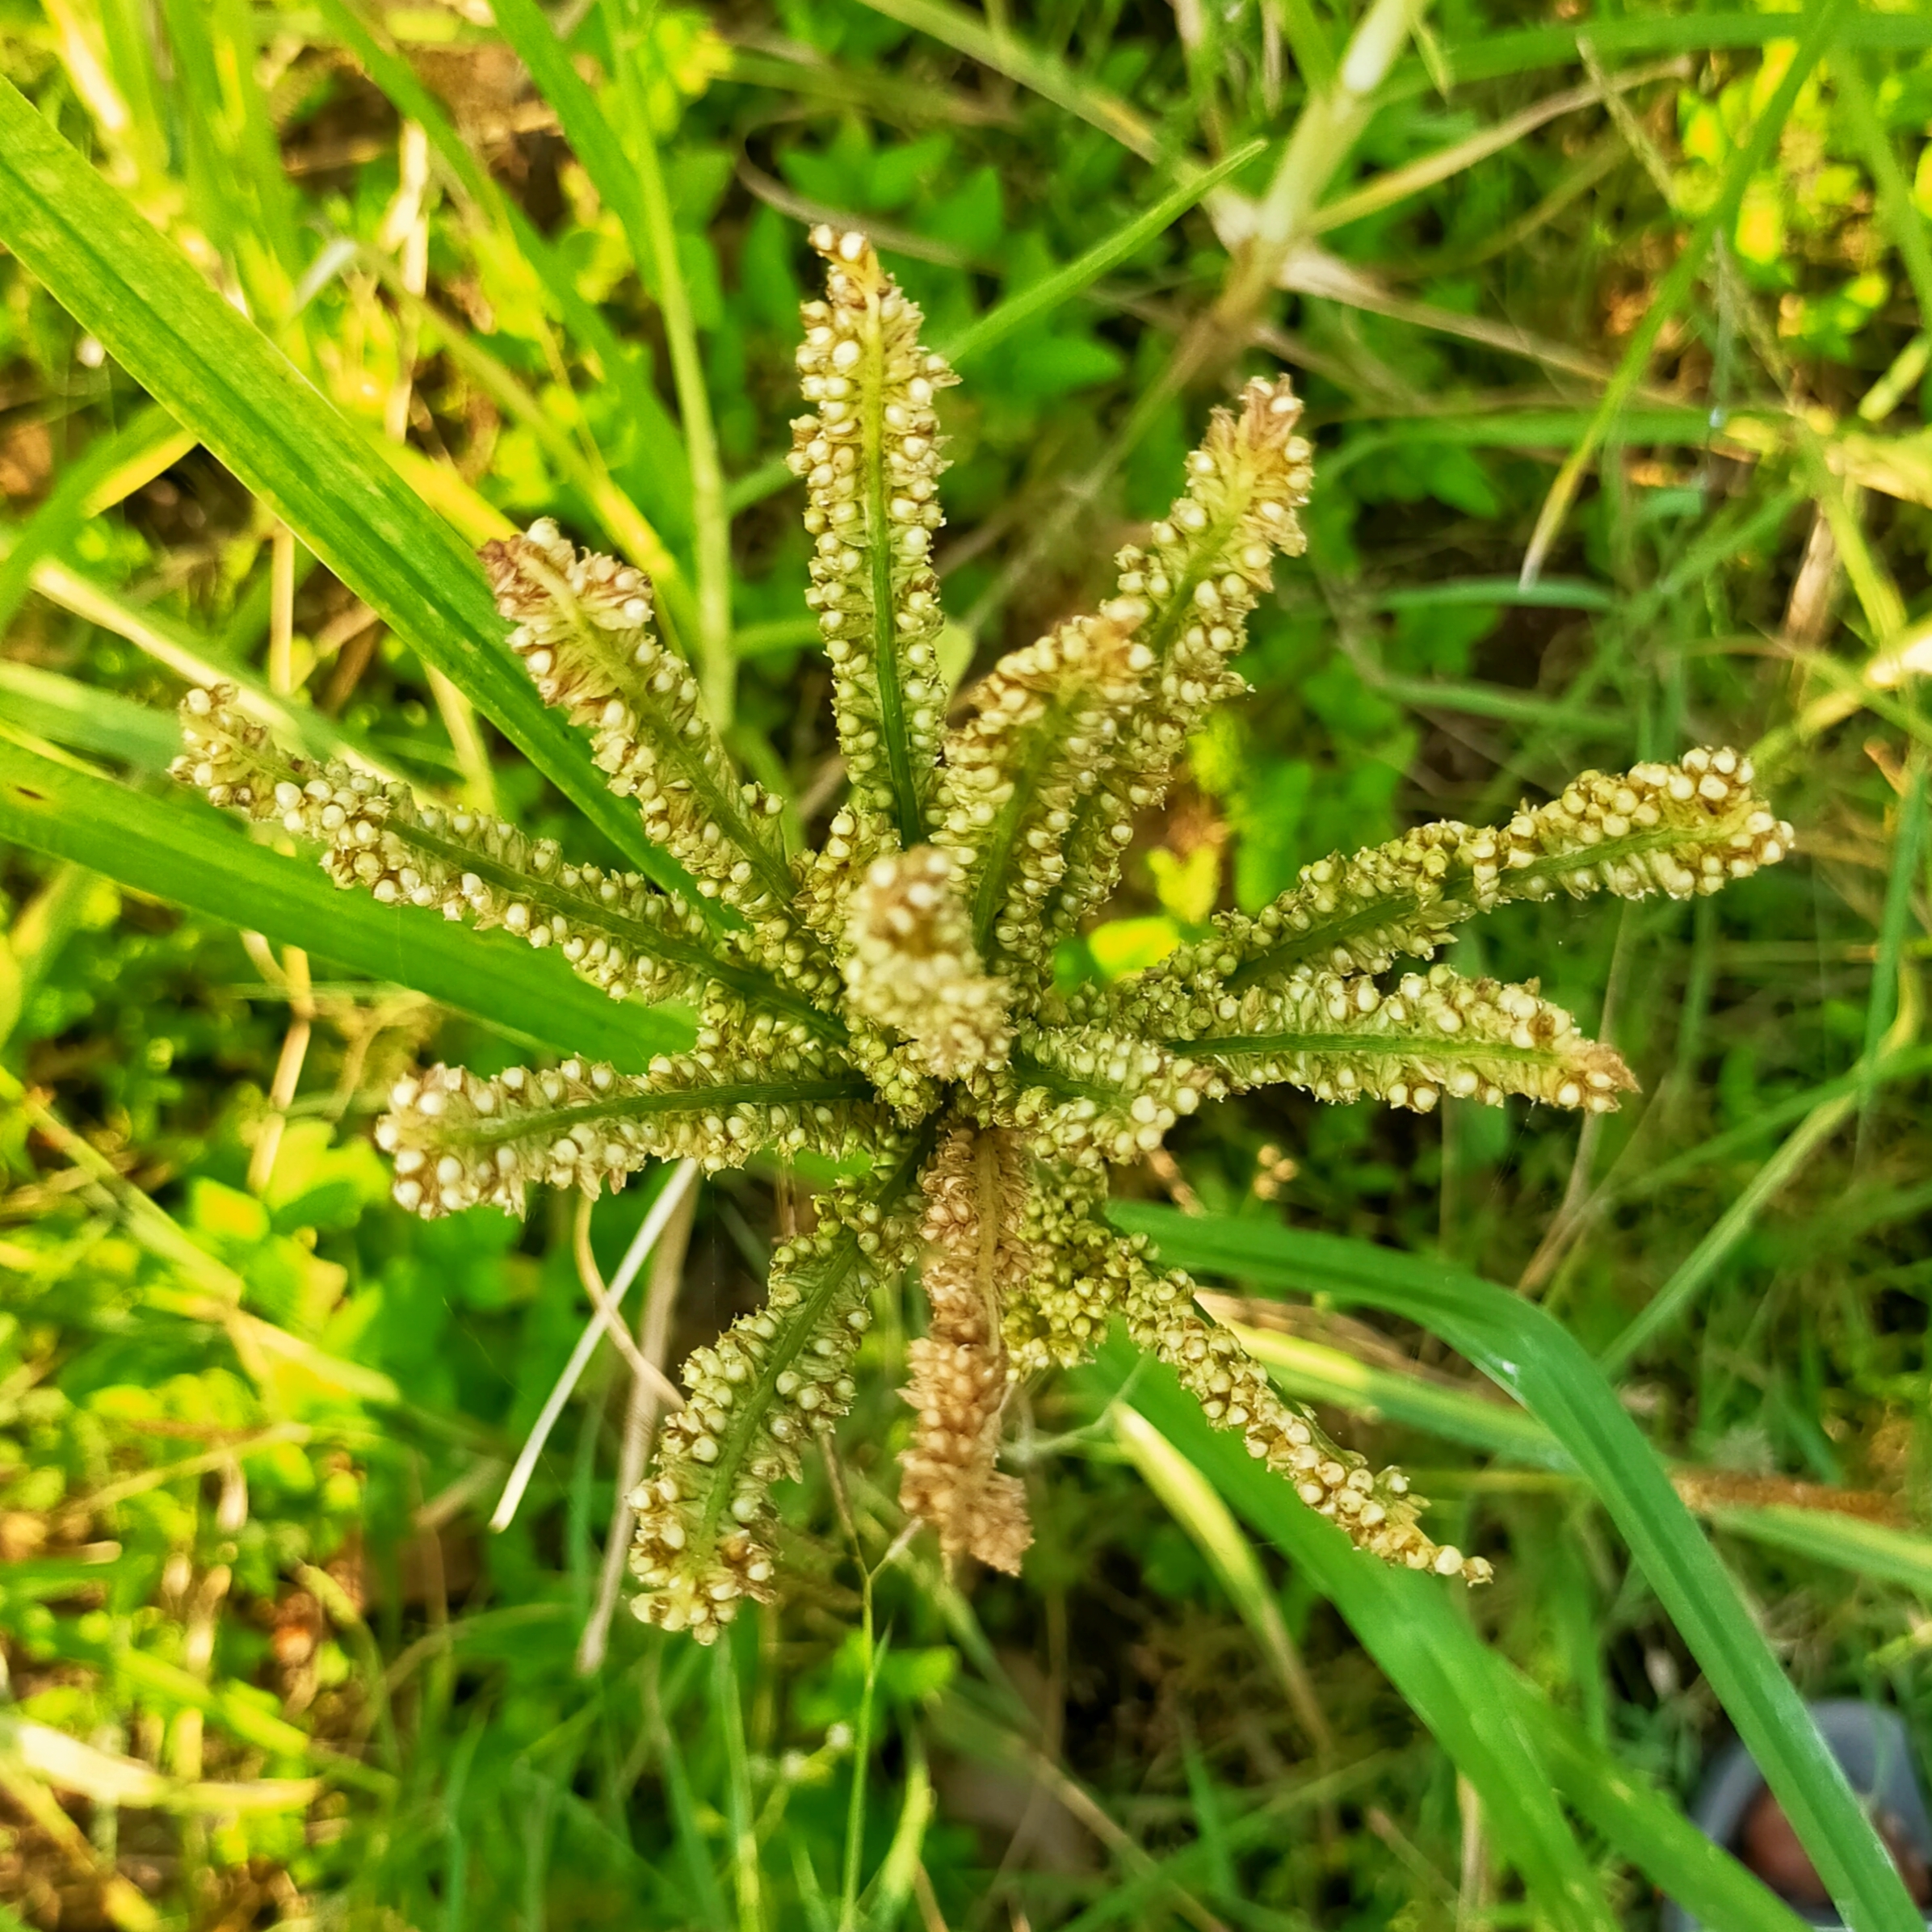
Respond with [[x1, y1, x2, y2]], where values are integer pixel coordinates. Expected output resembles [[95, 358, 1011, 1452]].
[[0, 1, 1929, 1927]]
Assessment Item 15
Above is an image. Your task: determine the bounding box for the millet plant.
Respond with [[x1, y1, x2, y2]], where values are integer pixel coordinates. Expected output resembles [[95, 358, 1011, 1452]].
[[174, 224, 1792, 1641]]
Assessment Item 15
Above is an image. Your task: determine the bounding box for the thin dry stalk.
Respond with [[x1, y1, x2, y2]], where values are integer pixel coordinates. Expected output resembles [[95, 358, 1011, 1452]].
[[576, 1178, 699, 1674]]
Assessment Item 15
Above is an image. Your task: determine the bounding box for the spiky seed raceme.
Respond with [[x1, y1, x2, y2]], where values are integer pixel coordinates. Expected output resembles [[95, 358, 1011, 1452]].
[[999, 1027, 1221, 1167], [481, 520, 804, 953], [934, 613, 1150, 983], [843, 846, 1012, 1107], [177, 224, 1795, 1632], [1039, 376, 1316, 953], [174, 686, 720, 1009], [1154, 964, 1637, 1115], [790, 225, 956, 853], [1107, 750, 1793, 1035], [375, 1050, 886, 1217], [628, 1153, 924, 1637], [901, 1128, 1033, 1574], [1118, 1258, 1490, 1583]]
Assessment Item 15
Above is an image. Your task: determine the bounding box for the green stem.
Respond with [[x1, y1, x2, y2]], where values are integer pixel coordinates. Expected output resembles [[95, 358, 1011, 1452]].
[[969, 687, 1086, 955], [691, 1140, 928, 1564], [1218, 0, 1425, 321], [604, 0, 735, 729], [435, 1078, 873, 1149], [838, 1586, 877, 1931], [372, 827, 840, 1044], [713, 1642, 764, 1932], [1179, 1031, 1580, 1072]]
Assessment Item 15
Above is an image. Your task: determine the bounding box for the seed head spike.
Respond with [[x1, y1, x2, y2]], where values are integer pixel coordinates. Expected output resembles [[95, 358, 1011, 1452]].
[[1101, 750, 1795, 1032], [901, 1127, 1032, 1574], [790, 226, 956, 852], [1040, 376, 1315, 947], [1119, 1257, 1491, 1584], [1170, 964, 1637, 1115], [843, 845, 1012, 1100], [376, 1050, 887, 1217], [481, 520, 804, 956], [628, 1150, 924, 1639], [174, 685, 720, 1009]]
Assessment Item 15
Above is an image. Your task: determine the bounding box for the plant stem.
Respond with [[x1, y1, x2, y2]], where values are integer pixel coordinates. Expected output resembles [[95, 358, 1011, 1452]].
[[1218, 0, 1425, 324], [716, 1639, 765, 1932], [603, 0, 735, 729]]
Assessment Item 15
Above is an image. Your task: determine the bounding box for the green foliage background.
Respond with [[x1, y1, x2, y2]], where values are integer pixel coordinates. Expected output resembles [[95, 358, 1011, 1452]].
[[1, 0, 1930, 1927]]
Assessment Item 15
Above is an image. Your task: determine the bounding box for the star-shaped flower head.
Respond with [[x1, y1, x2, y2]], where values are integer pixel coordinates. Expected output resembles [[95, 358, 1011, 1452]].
[[174, 225, 1794, 1640]]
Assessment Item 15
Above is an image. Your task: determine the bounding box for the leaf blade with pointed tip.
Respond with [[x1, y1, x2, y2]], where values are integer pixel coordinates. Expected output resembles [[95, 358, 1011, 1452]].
[[1108, 1205, 1924, 1932], [0, 75, 687, 899], [1094, 1343, 1809, 1932], [0, 742, 688, 1069]]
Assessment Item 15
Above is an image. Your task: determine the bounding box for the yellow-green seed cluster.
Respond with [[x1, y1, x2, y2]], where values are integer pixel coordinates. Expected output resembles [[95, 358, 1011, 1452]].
[[482, 520, 800, 950], [176, 223, 1795, 1637], [1151, 750, 1790, 1012], [628, 1165, 922, 1636], [1183, 964, 1636, 1115], [1001, 1027, 1221, 1166], [934, 613, 1150, 985], [174, 686, 712, 1008], [1004, 1161, 1132, 1376], [1120, 1261, 1490, 1583], [843, 845, 1011, 1098], [789, 225, 956, 845], [900, 1128, 1032, 1574], [376, 1050, 886, 1217], [1040, 376, 1316, 946]]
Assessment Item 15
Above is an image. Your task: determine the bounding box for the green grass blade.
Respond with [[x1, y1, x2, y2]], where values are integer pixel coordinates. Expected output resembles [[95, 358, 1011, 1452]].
[[713, 1639, 764, 1932], [1532, 1702, 1811, 1932], [310, 0, 695, 552], [1095, 1347, 1610, 1932], [940, 139, 1265, 368], [1600, 1082, 1859, 1373], [0, 662, 181, 770], [1111, 1205, 1923, 1932], [0, 77, 684, 896], [0, 536, 402, 782], [1098, 1349, 1812, 1932], [851, 0, 1161, 160], [863, 1730, 932, 1931], [1832, 55, 1932, 329], [1227, 1311, 1932, 1590], [155, 0, 302, 322], [654, 1697, 732, 1927], [1517, 0, 1846, 585], [0, 742, 687, 1068], [600, 0, 734, 727], [1113, 1404, 1325, 1737], [1418, 10, 1932, 90], [373, 266, 678, 585], [1855, 761, 1927, 1146], [1708, 1507, 1932, 1596], [0, 402, 187, 634], [1225, 1317, 1572, 1465], [490, 0, 732, 720]]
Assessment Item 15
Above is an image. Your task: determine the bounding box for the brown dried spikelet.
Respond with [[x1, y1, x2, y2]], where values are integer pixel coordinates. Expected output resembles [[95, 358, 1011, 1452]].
[[900, 1126, 1032, 1573]]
